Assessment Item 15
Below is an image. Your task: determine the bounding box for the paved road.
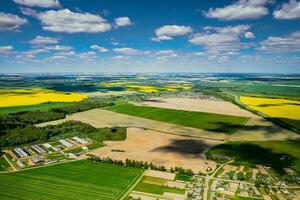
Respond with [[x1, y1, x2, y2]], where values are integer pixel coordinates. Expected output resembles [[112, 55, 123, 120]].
[[203, 160, 233, 200]]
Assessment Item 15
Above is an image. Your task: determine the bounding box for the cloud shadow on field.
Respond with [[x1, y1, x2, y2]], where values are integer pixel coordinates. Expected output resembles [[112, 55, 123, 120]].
[[151, 139, 211, 155]]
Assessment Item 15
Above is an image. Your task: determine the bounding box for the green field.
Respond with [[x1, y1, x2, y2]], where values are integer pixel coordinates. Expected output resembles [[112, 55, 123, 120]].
[[0, 160, 143, 200], [107, 103, 248, 133], [207, 140, 300, 173], [134, 176, 185, 195], [0, 157, 10, 171], [175, 173, 192, 182], [0, 102, 75, 115]]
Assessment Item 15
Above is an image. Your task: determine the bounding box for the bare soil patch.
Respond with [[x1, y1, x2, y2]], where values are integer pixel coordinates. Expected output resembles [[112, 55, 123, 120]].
[[144, 169, 175, 180], [88, 128, 221, 173], [140, 97, 255, 117]]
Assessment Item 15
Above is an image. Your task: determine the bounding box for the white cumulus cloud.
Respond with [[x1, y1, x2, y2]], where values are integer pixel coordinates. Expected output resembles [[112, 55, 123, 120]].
[[273, 0, 300, 19], [244, 31, 255, 38], [78, 51, 97, 61], [154, 50, 178, 61], [151, 25, 192, 42], [23, 49, 48, 57], [29, 36, 59, 45], [13, 0, 60, 8], [37, 9, 111, 33], [90, 45, 109, 52], [113, 47, 146, 55], [257, 32, 300, 52], [45, 45, 73, 51], [0, 12, 27, 31], [0, 46, 13, 54], [114, 17, 133, 27], [189, 25, 250, 57], [204, 0, 269, 20], [55, 51, 75, 56]]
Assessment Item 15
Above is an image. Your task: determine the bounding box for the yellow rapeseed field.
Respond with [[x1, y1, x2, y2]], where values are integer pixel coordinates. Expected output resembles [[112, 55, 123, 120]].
[[101, 81, 192, 93], [125, 85, 158, 93], [100, 81, 128, 87], [240, 96, 300, 120], [164, 85, 192, 91], [0, 88, 86, 107]]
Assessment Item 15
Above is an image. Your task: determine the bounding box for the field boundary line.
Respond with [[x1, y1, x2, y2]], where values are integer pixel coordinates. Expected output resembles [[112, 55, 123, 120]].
[[227, 92, 300, 133], [2, 155, 16, 171], [118, 170, 145, 200], [129, 126, 226, 141], [130, 191, 173, 199], [0, 157, 85, 174]]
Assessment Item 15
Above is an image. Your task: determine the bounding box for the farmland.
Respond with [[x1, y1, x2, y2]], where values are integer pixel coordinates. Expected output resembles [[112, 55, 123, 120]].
[[38, 109, 228, 140], [100, 80, 192, 93], [0, 157, 10, 171], [90, 128, 219, 173], [134, 176, 186, 195], [0, 88, 86, 107], [140, 97, 255, 117], [207, 140, 300, 173], [0, 160, 143, 200], [240, 96, 300, 129], [1, 73, 300, 199], [0, 102, 74, 115], [107, 103, 249, 133]]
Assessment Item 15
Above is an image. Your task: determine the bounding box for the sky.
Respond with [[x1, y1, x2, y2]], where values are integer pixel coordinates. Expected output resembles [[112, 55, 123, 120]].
[[0, 0, 300, 73]]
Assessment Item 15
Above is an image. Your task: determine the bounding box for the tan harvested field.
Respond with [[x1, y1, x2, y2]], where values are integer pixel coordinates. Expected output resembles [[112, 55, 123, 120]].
[[38, 109, 227, 140], [37, 107, 299, 141], [256, 165, 268, 175], [229, 117, 300, 141], [166, 181, 186, 189], [140, 97, 256, 117], [88, 128, 221, 173], [252, 168, 259, 180], [144, 169, 175, 180], [222, 164, 238, 174]]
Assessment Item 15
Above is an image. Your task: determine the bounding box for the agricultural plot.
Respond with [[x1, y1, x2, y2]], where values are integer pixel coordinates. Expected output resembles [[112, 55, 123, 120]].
[[101, 81, 191, 93], [0, 157, 11, 171], [0, 102, 74, 115], [0, 88, 86, 107], [0, 160, 143, 200], [85, 90, 136, 97], [38, 109, 228, 140], [134, 176, 186, 195], [240, 96, 300, 130], [207, 140, 300, 173], [90, 128, 219, 173], [107, 103, 248, 133], [229, 117, 300, 141], [140, 97, 255, 117]]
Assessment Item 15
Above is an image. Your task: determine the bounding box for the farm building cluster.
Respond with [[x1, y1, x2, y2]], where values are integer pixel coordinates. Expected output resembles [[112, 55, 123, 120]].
[[9, 136, 91, 168]]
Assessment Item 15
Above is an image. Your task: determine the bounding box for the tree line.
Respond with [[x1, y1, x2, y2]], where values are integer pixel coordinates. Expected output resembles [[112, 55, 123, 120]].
[[88, 155, 194, 176], [0, 99, 114, 147]]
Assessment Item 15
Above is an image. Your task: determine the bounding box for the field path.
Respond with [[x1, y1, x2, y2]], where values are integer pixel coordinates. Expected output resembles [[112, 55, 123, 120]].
[[119, 170, 145, 200], [3, 154, 16, 171]]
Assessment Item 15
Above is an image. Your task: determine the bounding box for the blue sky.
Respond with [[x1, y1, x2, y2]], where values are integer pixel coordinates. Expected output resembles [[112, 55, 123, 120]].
[[0, 0, 300, 73]]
